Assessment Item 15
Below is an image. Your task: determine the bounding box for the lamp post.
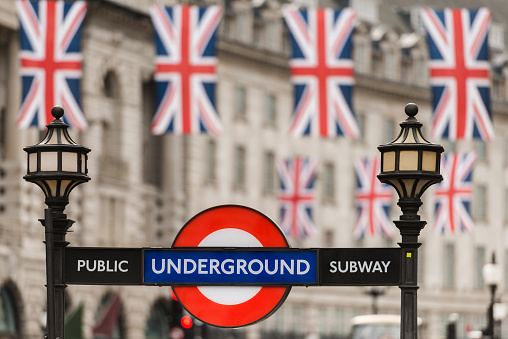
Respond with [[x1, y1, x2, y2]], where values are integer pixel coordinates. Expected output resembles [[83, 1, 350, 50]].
[[23, 106, 90, 339], [363, 287, 386, 314], [378, 103, 444, 339], [482, 253, 501, 339]]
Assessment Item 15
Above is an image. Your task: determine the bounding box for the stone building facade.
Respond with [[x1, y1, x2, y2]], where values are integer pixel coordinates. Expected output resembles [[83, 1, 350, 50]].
[[1, 0, 508, 338]]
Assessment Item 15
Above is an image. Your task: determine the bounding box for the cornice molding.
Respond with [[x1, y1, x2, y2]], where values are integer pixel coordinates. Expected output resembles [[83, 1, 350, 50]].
[[87, 1, 152, 33], [355, 73, 430, 101], [217, 38, 289, 71]]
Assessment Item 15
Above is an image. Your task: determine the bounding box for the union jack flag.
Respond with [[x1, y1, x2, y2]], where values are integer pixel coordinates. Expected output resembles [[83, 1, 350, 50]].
[[433, 152, 476, 233], [16, 0, 87, 130], [282, 7, 359, 138], [353, 157, 394, 239], [277, 157, 318, 238], [150, 5, 223, 135], [421, 8, 493, 141]]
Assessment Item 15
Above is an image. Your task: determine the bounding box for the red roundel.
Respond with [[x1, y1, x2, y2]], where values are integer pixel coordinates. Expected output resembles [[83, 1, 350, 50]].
[[172, 205, 291, 328]]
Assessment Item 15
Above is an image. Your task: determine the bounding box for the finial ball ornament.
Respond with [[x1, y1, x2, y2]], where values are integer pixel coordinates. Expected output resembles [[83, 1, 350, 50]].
[[405, 103, 418, 117], [51, 105, 64, 120], [404, 103, 418, 117]]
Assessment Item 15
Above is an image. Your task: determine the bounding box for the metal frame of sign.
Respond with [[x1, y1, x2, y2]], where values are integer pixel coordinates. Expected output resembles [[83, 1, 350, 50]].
[[64, 247, 401, 287]]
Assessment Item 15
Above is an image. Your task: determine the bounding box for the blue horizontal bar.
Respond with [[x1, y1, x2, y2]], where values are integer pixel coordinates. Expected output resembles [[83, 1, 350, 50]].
[[144, 249, 317, 285]]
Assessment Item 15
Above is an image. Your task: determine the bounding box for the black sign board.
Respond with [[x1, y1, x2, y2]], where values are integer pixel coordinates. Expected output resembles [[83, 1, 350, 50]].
[[319, 248, 401, 286], [64, 247, 402, 286], [65, 248, 142, 285]]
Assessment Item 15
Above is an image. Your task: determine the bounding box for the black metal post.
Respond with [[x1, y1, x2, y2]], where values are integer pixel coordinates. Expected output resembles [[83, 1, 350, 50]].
[[446, 314, 458, 339], [41, 202, 73, 339], [446, 322, 457, 339], [395, 199, 426, 339], [44, 208, 56, 339], [484, 284, 496, 339]]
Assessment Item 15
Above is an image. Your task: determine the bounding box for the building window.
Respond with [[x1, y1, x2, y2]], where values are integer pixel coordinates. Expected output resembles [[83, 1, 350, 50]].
[[356, 114, 365, 140], [505, 138, 508, 166], [444, 243, 455, 288], [0, 108, 5, 160], [0, 286, 19, 337], [415, 56, 427, 82], [222, 11, 235, 37], [234, 145, 246, 187], [252, 18, 265, 46], [236, 11, 248, 41], [145, 300, 170, 339], [401, 59, 411, 83], [474, 185, 487, 221], [264, 93, 276, 125], [142, 78, 163, 187], [372, 53, 382, 76], [505, 250, 508, 291], [206, 139, 217, 182], [475, 140, 487, 161], [235, 86, 246, 118], [384, 119, 395, 143], [354, 42, 366, 73], [282, 23, 291, 54], [505, 189, 508, 224], [322, 162, 335, 202], [493, 78, 503, 100], [474, 247, 485, 289], [265, 19, 276, 49], [263, 151, 275, 192], [489, 23, 505, 50], [385, 50, 396, 78], [442, 140, 456, 153]]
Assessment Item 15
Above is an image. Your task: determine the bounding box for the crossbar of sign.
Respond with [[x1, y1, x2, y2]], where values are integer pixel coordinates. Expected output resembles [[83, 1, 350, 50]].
[[144, 249, 318, 285], [64, 247, 401, 286]]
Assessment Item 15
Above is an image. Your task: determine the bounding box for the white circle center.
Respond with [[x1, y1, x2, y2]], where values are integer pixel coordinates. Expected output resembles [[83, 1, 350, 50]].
[[197, 228, 262, 305]]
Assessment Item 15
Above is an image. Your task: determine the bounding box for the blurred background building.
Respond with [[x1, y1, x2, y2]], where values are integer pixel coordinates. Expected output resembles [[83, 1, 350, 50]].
[[1, 0, 508, 338]]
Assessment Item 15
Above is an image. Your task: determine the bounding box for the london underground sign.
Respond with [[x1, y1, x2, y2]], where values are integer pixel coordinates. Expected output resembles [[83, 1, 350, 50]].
[[63, 205, 402, 328], [170, 205, 293, 327]]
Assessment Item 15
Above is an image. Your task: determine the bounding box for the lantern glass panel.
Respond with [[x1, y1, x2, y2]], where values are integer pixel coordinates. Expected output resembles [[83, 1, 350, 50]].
[[46, 180, 58, 197], [404, 129, 416, 143], [81, 154, 86, 173], [60, 180, 73, 197], [62, 152, 77, 172], [383, 151, 396, 172], [399, 151, 419, 171], [29, 153, 38, 173], [40, 152, 58, 172], [483, 263, 502, 286], [415, 179, 431, 197], [46, 131, 59, 145], [390, 179, 404, 197], [422, 151, 437, 172], [402, 179, 416, 197]]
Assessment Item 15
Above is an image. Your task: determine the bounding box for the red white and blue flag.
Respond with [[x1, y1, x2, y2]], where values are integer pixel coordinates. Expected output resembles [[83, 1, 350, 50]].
[[277, 157, 318, 238], [421, 8, 493, 141], [16, 0, 87, 130], [282, 7, 359, 138], [433, 152, 476, 233], [353, 157, 394, 239], [150, 5, 223, 135]]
